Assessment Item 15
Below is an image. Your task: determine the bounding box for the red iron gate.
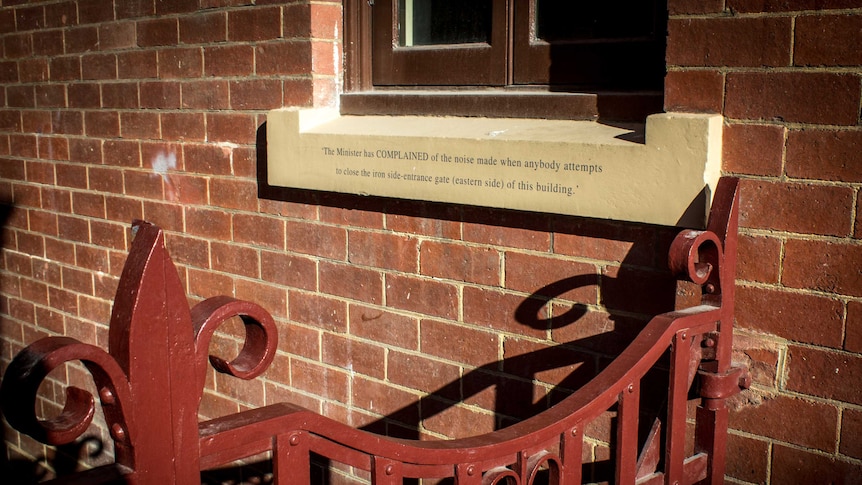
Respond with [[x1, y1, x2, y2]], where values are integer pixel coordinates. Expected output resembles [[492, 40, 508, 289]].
[[1, 178, 747, 484]]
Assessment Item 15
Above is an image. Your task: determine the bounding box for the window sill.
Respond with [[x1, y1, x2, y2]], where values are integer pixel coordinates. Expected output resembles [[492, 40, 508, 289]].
[[265, 109, 722, 227], [340, 90, 664, 122]]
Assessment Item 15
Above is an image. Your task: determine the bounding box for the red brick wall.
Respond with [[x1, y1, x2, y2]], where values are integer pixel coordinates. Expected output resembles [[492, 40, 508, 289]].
[[667, 1, 862, 482], [0, 1, 859, 483]]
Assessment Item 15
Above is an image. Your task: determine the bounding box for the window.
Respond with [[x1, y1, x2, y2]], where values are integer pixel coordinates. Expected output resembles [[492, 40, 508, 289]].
[[343, 0, 667, 121]]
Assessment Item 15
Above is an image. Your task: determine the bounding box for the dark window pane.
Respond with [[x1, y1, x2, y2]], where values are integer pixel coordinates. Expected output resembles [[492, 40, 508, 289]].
[[536, 0, 662, 41], [398, 0, 492, 46]]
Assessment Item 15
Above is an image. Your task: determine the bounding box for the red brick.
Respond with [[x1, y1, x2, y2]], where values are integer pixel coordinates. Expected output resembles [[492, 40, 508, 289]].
[[256, 41, 313, 76], [601, 265, 677, 316], [228, 7, 282, 42], [286, 220, 346, 260], [19, 58, 48, 83], [33, 31, 64, 58], [668, 17, 791, 67], [62, 266, 93, 295], [737, 234, 781, 283], [231, 147, 256, 178], [65, 26, 99, 53], [319, 199, 386, 229], [205, 112, 258, 145], [288, 292, 347, 332], [663, 70, 724, 113], [38, 137, 70, 161], [161, 112, 205, 141], [103, 83, 140, 110], [34, 84, 66, 108], [211, 242, 259, 278], [86, 112, 120, 138], [385, 204, 462, 240], [58, 215, 89, 244], [7, 86, 34, 108], [5, 30, 34, 58], [722, 123, 785, 177], [203, 45, 254, 77], [185, 207, 231, 240], [117, 50, 158, 79], [49, 56, 80, 82], [158, 47, 203, 79], [275, 323, 319, 361], [71, 192, 105, 219], [232, 214, 285, 250], [90, 220, 127, 250], [169, 173, 208, 205], [165, 234, 209, 269], [848, 301, 862, 353], [11, 134, 38, 159], [783, 239, 862, 296], [348, 230, 418, 273], [180, 11, 227, 44], [77, 0, 113, 24], [550, 309, 643, 355], [260, 250, 316, 290], [856, 190, 862, 239], [68, 83, 100, 109], [80, 53, 117, 80], [796, 13, 862, 66], [209, 178, 257, 212], [737, 286, 844, 348], [420, 319, 498, 367], [55, 163, 86, 190], [729, 393, 838, 451], [419, 240, 499, 286], [726, 72, 861, 125], [119, 112, 160, 139], [322, 333, 386, 380], [842, 408, 862, 459], [386, 274, 458, 320], [106, 196, 143, 224], [181, 143, 229, 176], [137, 18, 178, 47], [771, 444, 862, 484], [787, 345, 862, 406], [350, 304, 419, 350], [103, 139, 140, 167], [463, 286, 546, 338], [99, 22, 136, 51], [463, 210, 550, 251], [15, 5, 45, 31], [140, 81, 181, 109], [388, 350, 460, 395], [230, 79, 283, 110], [124, 170, 164, 199], [728, 0, 862, 12], [352, 375, 420, 423], [739, 180, 853, 236], [188, 268, 233, 299], [319, 261, 383, 305], [505, 252, 598, 304], [423, 400, 497, 439], [52, 111, 84, 136], [504, 337, 597, 390], [786, 129, 862, 183]]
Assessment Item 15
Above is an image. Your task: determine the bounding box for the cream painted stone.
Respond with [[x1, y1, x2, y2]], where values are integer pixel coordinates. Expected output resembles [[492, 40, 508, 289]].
[[266, 109, 722, 227]]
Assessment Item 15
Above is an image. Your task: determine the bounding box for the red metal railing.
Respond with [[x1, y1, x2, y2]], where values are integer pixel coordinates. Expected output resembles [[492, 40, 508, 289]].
[[1, 178, 747, 484]]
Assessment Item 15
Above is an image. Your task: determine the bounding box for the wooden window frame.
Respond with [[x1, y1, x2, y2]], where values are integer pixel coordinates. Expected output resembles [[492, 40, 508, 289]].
[[342, 0, 666, 121]]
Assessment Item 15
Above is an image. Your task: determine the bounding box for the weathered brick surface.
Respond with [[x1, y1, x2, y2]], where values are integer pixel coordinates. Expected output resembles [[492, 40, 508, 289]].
[[739, 179, 854, 236], [787, 345, 862, 405], [786, 129, 862, 183]]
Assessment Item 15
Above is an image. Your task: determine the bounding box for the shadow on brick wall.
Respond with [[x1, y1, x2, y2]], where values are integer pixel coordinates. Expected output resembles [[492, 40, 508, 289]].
[[255, 122, 687, 484]]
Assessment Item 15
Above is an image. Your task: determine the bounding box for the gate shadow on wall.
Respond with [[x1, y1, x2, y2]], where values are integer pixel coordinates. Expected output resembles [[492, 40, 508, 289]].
[[253, 124, 688, 485]]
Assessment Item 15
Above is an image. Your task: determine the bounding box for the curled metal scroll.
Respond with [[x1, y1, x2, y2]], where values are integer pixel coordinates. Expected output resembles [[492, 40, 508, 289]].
[[191, 295, 278, 390], [668, 229, 723, 294], [0, 337, 133, 446]]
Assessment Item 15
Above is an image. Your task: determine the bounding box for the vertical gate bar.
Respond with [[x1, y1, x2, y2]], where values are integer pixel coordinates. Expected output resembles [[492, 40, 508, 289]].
[[665, 331, 692, 484], [560, 426, 583, 485], [615, 383, 640, 485], [694, 402, 728, 485], [274, 432, 310, 485]]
